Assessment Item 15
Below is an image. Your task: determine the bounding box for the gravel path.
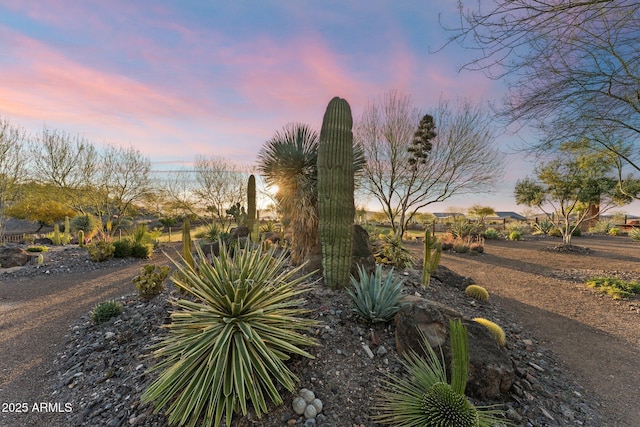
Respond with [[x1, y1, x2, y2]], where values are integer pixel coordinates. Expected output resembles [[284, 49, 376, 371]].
[[0, 254, 149, 427]]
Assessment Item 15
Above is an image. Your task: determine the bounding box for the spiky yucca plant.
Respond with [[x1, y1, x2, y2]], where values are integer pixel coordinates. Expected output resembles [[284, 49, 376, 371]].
[[473, 318, 506, 347], [90, 300, 123, 324], [347, 264, 405, 323], [142, 243, 318, 427], [465, 284, 489, 301], [374, 319, 505, 427]]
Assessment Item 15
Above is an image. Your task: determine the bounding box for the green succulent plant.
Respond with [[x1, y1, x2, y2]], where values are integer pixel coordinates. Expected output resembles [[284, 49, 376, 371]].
[[373, 234, 414, 268], [347, 264, 405, 323], [90, 300, 124, 324], [142, 242, 318, 427], [133, 264, 170, 299], [374, 319, 505, 426]]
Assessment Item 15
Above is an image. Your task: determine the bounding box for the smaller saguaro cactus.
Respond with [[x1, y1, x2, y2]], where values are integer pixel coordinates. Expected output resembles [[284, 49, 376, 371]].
[[63, 216, 71, 244], [182, 219, 194, 268], [78, 230, 85, 247], [52, 223, 62, 246], [421, 229, 442, 286], [247, 174, 257, 239]]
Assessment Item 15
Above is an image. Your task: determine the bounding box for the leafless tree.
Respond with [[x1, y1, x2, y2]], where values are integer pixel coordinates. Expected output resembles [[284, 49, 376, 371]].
[[446, 1, 640, 172], [99, 144, 153, 230], [355, 91, 504, 237], [0, 118, 28, 236], [30, 127, 99, 212], [192, 156, 247, 230]]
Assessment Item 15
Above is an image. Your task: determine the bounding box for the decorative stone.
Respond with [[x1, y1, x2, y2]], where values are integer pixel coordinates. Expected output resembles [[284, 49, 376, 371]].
[[292, 397, 306, 415], [299, 388, 315, 403], [311, 398, 323, 413], [304, 404, 317, 419]]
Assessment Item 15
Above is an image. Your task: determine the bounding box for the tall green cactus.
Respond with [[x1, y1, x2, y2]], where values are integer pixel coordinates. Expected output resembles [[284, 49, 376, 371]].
[[182, 218, 194, 268], [247, 174, 257, 240], [317, 97, 355, 289], [63, 216, 71, 245], [422, 228, 442, 286]]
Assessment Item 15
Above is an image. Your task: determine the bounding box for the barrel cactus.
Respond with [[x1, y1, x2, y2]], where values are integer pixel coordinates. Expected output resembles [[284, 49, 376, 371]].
[[317, 97, 355, 289]]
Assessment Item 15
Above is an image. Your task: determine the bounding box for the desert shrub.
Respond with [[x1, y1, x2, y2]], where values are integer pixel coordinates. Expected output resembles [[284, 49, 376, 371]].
[[347, 264, 405, 323], [586, 277, 640, 299], [532, 219, 554, 235], [373, 234, 414, 268], [195, 223, 221, 241], [259, 220, 278, 233], [86, 241, 115, 262], [571, 225, 582, 236], [505, 223, 526, 235], [26, 245, 49, 253], [23, 234, 36, 245], [142, 243, 318, 427], [508, 230, 523, 241], [472, 318, 506, 347], [133, 264, 170, 299], [70, 214, 102, 239], [588, 220, 613, 234], [130, 223, 161, 246], [453, 243, 470, 253], [481, 227, 500, 240], [439, 232, 455, 250], [608, 227, 621, 236], [113, 240, 133, 258], [448, 220, 477, 239], [374, 319, 503, 426], [629, 227, 640, 242], [548, 227, 562, 237], [90, 300, 124, 324], [130, 242, 152, 259]]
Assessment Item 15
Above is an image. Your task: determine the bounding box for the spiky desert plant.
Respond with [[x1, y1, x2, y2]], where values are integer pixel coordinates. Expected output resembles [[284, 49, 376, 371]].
[[133, 264, 170, 299], [182, 218, 193, 269], [374, 319, 504, 426], [629, 227, 640, 242], [78, 230, 85, 247], [465, 284, 489, 301], [142, 243, 318, 427], [473, 318, 506, 347], [317, 97, 355, 289], [421, 230, 442, 286], [347, 264, 405, 323], [90, 300, 124, 324], [374, 234, 414, 269], [52, 223, 62, 245]]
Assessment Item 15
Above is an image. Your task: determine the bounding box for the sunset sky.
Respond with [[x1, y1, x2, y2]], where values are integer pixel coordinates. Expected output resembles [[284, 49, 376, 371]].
[[1, 1, 636, 213]]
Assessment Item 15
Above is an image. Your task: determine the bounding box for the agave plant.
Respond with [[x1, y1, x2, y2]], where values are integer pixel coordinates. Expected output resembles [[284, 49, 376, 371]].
[[347, 264, 405, 323], [374, 319, 505, 427], [142, 242, 318, 427]]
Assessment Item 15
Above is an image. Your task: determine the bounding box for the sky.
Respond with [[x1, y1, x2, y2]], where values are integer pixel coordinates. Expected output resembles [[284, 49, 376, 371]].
[[1, 0, 637, 214]]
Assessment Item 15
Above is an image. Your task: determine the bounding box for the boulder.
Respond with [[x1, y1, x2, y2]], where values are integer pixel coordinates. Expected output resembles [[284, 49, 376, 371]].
[[261, 231, 281, 245], [229, 226, 249, 240], [431, 264, 474, 290], [34, 237, 53, 245], [395, 296, 515, 399], [0, 245, 32, 268]]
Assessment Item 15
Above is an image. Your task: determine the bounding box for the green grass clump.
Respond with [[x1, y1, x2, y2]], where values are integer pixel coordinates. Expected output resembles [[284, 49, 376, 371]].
[[26, 245, 49, 253], [472, 318, 506, 347], [465, 285, 489, 301], [91, 300, 124, 324], [481, 227, 500, 240], [347, 264, 405, 323], [508, 230, 523, 241], [586, 277, 640, 299]]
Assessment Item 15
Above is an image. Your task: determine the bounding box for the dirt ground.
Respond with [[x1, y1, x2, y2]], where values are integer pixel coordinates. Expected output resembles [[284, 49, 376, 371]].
[[426, 235, 640, 426], [0, 235, 639, 426]]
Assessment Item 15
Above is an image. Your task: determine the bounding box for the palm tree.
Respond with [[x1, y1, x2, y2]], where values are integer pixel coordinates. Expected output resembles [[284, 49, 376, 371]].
[[258, 123, 319, 265]]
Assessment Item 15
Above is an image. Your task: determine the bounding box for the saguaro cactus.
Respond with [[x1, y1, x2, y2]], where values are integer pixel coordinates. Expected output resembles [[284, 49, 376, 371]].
[[421, 228, 442, 286], [182, 218, 194, 268], [247, 174, 257, 239], [317, 97, 355, 289]]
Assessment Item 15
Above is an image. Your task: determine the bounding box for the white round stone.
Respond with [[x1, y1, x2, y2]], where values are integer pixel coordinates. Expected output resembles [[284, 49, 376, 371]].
[[311, 398, 323, 413], [292, 397, 306, 415], [299, 388, 315, 403], [304, 404, 317, 419]]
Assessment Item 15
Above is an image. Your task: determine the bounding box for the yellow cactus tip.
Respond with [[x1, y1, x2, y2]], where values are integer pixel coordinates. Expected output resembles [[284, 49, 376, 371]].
[[472, 317, 506, 347], [465, 284, 489, 301]]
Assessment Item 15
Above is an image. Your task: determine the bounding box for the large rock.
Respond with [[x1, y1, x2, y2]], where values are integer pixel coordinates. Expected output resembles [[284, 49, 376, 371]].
[[0, 246, 32, 268], [395, 296, 515, 399], [431, 265, 474, 290], [229, 226, 249, 240]]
